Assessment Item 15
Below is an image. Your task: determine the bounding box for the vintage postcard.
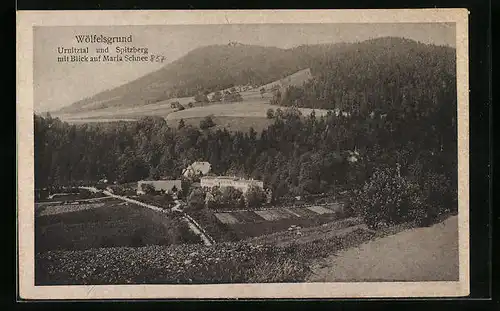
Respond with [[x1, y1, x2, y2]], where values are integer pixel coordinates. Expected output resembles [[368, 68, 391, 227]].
[[17, 9, 469, 299]]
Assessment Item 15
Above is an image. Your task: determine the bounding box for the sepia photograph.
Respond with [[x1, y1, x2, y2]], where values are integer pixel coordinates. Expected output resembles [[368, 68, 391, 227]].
[[17, 9, 469, 299]]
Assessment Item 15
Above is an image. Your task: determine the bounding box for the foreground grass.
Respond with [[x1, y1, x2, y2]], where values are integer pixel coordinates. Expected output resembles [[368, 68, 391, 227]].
[[35, 227, 374, 285], [36, 212, 455, 285]]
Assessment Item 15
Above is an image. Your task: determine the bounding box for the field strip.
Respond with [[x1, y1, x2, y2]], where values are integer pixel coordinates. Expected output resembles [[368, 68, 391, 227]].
[[254, 210, 282, 221], [80, 187, 214, 246], [214, 213, 240, 224], [327, 203, 345, 212], [283, 208, 302, 217], [305, 205, 335, 215], [268, 209, 288, 220], [37, 202, 106, 216], [275, 209, 294, 219], [35, 196, 111, 206]]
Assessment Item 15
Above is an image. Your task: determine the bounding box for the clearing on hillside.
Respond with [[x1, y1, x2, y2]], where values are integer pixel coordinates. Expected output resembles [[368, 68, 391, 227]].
[[52, 68, 323, 125], [166, 102, 330, 121]]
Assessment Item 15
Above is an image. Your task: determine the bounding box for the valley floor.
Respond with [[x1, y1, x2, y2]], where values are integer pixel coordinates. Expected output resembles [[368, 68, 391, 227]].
[[306, 215, 459, 282]]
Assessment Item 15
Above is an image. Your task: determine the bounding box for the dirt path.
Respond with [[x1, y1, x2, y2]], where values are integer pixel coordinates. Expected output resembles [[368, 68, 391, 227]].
[[307, 215, 459, 282]]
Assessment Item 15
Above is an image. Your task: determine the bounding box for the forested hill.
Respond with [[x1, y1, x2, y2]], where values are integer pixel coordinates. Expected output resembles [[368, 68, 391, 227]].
[[275, 37, 456, 113], [58, 43, 318, 113], [58, 37, 455, 115]]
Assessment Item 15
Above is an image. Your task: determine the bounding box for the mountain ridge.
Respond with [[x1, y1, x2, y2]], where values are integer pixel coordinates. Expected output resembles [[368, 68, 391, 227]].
[[56, 37, 455, 114]]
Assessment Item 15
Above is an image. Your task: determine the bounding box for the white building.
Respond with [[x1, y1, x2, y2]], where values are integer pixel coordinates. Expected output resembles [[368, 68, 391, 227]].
[[200, 176, 264, 194], [182, 161, 211, 178]]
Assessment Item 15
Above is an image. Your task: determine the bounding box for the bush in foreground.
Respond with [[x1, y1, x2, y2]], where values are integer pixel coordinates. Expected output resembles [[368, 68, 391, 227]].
[[353, 168, 424, 229], [354, 167, 456, 229]]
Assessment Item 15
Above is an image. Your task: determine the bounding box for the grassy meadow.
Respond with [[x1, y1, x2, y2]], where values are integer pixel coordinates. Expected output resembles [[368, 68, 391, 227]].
[[52, 68, 328, 133]]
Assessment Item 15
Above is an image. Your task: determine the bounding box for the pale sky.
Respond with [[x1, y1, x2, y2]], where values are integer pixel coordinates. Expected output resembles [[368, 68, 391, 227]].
[[34, 23, 455, 112]]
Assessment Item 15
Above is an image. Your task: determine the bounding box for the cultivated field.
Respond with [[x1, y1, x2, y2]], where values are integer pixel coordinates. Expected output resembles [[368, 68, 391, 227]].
[[36, 202, 107, 217], [188, 203, 347, 242], [35, 198, 200, 253]]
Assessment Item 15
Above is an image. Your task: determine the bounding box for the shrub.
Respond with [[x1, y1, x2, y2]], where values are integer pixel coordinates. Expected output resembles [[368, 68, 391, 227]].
[[194, 93, 209, 103], [244, 185, 266, 209], [220, 187, 245, 209], [187, 188, 205, 210], [200, 116, 216, 130], [141, 183, 156, 195], [353, 168, 425, 229], [266, 108, 274, 119], [205, 187, 224, 209], [419, 172, 457, 223], [205, 186, 245, 210]]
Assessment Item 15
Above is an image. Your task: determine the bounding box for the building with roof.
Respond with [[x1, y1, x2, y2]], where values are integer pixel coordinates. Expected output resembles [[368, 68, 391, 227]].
[[200, 176, 264, 194], [137, 180, 182, 195], [182, 161, 212, 178]]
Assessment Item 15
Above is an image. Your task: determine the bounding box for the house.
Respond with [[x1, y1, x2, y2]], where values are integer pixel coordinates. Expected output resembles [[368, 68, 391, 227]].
[[200, 176, 264, 194], [137, 180, 182, 195], [182, 161, 211, 178]]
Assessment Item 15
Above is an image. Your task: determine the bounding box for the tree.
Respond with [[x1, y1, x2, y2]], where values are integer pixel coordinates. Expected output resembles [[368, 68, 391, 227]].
[[180, 179, 191, 199], [274, 107, 284, 118], [266, 108, 274, 119], [170, 101, 181, 110], [260, 87, 266, 98], [354, 167, 425, 229], [244, 185, 266, 209], [171, 185, 179, 194], [163, 192, 174, 205], [211, 91, 222, 102], [205, 187, 224, 209], [178, 119, 185, 129], [200, 116, 216, 130], [187, 102, 194, 108], [270, 88, 281, 105], [187, 188, 205, 210], [141, 183, 156, 195], [194, 93, 209, 103], [223, 91, 243, 102], [221, 187, 244, 209]]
